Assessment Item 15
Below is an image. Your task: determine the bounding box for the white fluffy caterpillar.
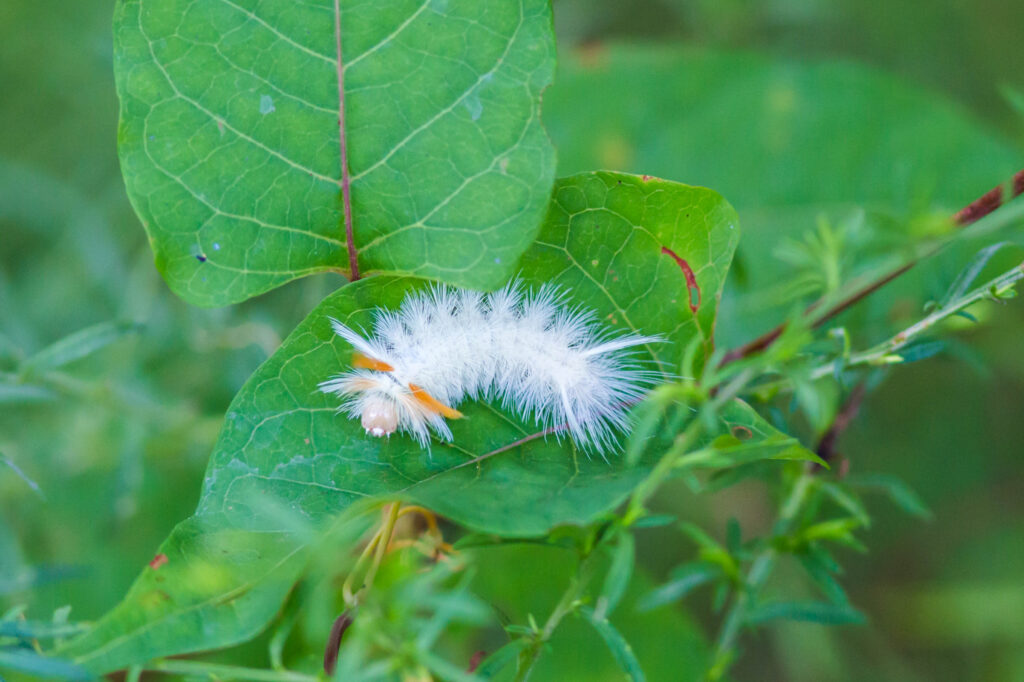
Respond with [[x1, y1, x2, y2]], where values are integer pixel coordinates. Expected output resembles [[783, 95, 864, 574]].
[[318, 282, 662, 454]]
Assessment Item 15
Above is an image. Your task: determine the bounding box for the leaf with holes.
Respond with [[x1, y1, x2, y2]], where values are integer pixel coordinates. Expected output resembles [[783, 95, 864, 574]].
[[114, 0, 556, 306], [58, 172, 738, 671]]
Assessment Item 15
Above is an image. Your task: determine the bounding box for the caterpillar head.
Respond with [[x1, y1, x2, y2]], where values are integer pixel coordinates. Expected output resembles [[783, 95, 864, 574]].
[[320, 353, 463, 446]]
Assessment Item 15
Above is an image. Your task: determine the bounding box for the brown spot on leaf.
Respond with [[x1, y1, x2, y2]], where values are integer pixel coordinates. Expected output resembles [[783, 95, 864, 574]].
[[149, 553, 168, 570], [660, 246, 701, 313], [468, 651, 486, 673], [577, 41, 607, 68], [731, 426, 753, 441]]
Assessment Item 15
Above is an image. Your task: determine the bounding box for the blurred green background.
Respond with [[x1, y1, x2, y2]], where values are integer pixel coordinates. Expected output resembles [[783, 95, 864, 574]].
[[2, 1, 1023, 680]]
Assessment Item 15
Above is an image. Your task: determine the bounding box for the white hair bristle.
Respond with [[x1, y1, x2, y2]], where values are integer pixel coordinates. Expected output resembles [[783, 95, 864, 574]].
[[318, 282, 662, 454]]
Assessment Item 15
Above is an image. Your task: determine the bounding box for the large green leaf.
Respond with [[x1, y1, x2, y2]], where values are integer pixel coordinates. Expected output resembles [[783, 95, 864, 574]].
[[114, 0, 556, 306], [58, 172, 738, 671], [523, 171, 739, 368], [544, 46, 1024, 344], [547, 46, 1020, 211]]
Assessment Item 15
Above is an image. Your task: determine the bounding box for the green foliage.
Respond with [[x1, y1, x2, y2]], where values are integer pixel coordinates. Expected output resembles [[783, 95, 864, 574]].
[[0, 608, 93, 681], [113, 0, 557, 306], [56, 170, 744, 671], [543, 45, 1024, 344], [4, 1, 1024, 681]]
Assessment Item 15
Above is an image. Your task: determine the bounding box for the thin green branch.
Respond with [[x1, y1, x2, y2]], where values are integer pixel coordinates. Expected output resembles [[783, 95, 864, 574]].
[[811, 260, 1024, 380], [720, 169, 1024, 366], [707, 471, 816, 681], [514, 551, 599, 681]]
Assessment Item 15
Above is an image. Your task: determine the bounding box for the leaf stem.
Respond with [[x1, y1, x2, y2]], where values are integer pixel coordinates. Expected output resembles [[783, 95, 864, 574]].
[[362, 502, 401, 592], [627, 369, 754, 520], [707, 471, 815, 680], [342, 502, 401, 605], [334, 0, 359, 280], [515, 551, 599, 681]]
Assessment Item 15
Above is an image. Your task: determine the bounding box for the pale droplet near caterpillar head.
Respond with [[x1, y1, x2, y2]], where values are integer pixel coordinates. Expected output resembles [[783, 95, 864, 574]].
[[360, 395, 399, 437]]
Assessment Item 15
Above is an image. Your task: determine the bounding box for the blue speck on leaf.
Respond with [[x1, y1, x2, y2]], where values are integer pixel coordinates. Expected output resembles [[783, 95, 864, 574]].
[[259, 95, 275, 115], [465, 94, 483, 121]]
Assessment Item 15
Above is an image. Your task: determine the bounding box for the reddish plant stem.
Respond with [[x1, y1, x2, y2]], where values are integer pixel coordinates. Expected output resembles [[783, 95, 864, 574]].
[[720, 169, 1024, 367], [334, 0, 360, 280], [953, 169, 1024, 225], [474, 426, 562, 461], [719, 261, 916, 365], [322, 610, 354, 675], [814, 380, 867, 466]]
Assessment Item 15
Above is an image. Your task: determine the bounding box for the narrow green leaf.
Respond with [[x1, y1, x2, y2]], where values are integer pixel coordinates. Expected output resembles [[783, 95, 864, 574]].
[[630, 397, 827, 473], [0, 648, 95, 681], [677, 524, 737, 580], [844, 473, 932, 519], [0, 621, 86, 640], [818, 482, 870, 527], [599, 532, 635, 617], [677, 523, 724, 553], [706, 399, 827, 468], [637, 562, 720, 612], [694, 435, 827, 470], [631, 514, 676, 529], [725, 519, 742, 556], [898, 340, 946, 363], [711, 581, 730, 612], [114, 0, 556, 306], [474, 639, 529, 678], [22, 321, 140, 374], [625, 385, 679, 466], [703, 461, 776, 493], [580, 608, 647, 682], [941, 242, 1013, 306], [0, 332, 21, 362], [797, 551, 849, 606], [799, 517, 867, 551], [419, 651, 481, 682], [746, 600, 866, 626], [953, 310, 979, 322], [0, 383, 56, 404]]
